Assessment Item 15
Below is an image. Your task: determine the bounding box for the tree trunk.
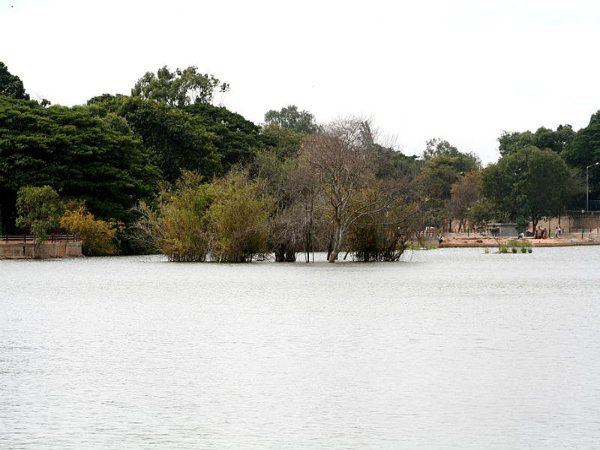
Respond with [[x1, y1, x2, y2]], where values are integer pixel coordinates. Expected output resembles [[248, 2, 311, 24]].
[[285, 250, 296, 262], [328, 222, 344, 263], [275, 246, 286, 262]]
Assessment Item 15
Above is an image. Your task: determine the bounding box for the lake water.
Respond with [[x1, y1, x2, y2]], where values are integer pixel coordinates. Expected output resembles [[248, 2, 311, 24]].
[[1, 247, 600, 449]]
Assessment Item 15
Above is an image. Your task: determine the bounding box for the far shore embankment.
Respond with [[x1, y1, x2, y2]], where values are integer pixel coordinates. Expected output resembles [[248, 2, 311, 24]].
[[434, 233, 600, 248]]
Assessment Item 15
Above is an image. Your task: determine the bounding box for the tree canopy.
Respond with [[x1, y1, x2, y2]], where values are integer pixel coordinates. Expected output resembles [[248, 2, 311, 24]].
[[264, 105, 319, 134], [481, 146, 570, 231], [131, 66, 229, 107], [498, 125, 575, 156], [0, 96, 158, 232], [0, 62, 30, 100]]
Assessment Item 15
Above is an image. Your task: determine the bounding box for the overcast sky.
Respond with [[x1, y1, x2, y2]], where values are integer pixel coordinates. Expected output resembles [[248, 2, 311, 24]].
[[2, 0, 599, 164]]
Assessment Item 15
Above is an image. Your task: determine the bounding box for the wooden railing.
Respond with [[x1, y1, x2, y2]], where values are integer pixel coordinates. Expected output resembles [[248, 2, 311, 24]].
[[0, 234, 78, 242]]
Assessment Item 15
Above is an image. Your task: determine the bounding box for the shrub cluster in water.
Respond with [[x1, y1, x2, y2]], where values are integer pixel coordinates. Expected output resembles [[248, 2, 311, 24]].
[[135, 164, 418, 263]]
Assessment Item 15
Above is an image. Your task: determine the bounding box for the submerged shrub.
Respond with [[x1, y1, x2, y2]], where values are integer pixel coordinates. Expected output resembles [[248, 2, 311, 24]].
[[347, 194, 418, 262], [135, 171, 214, 262], [507, 239, 531, 248], [207, 172, 273, 262]]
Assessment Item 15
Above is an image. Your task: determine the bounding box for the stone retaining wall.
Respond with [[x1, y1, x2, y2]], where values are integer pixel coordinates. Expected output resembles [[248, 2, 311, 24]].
[[0, 240, 83, 259]]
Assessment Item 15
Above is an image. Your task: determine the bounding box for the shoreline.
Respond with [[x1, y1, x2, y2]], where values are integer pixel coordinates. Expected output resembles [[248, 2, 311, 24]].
[[437, 236, 600, 248]]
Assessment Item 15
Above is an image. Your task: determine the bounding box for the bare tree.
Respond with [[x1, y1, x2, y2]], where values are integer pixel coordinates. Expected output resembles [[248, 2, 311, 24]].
[[299, 119, 394, 263]]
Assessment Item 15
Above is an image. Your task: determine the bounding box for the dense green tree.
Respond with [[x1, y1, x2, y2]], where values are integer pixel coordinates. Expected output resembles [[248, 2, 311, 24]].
[[0, 62, 30, 100], [120, 97, 221, 182], [0, 96, 158, 232], [467, 199, 506, 231], [264, 105, 319, 134], [423, 138, 460, 160], [185, 103, 264, 171], [88, 95, 262, 179], [498, 125, 575, 156], [497, 131, 535, 156], [15, 185, 63, 257], [371, 144, 421, 179], [561, 111, 600, 205], [481, 146, 570, 232], [131, 66, 229, 107]]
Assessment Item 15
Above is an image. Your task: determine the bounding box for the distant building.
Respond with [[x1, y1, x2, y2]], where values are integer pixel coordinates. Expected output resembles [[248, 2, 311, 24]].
[[486, 223, 518, 237]]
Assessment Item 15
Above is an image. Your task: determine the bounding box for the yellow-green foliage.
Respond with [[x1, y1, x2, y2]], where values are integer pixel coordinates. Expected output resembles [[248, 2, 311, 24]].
[[135, 171, 214, 261], [60, 207, 123, 256], [208, 173, 273, 262], [507, 239, 532, 248], [135, 171, 273, 262], [159, 173, 214, 261]]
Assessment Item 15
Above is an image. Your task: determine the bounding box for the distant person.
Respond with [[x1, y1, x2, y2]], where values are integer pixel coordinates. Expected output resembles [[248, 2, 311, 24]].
[[518, 231, 524, 239], [555, 226, 562, 238]]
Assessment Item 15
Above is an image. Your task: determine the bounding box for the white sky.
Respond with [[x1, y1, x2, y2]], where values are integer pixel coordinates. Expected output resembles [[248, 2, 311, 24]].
[[1, 0, 600, 164]]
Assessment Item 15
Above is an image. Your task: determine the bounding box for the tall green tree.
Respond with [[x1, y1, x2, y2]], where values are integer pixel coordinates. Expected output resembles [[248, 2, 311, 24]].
[[481, 146, 570, 232], [131, 66, 229, 107], [15, 185, 63, 257]]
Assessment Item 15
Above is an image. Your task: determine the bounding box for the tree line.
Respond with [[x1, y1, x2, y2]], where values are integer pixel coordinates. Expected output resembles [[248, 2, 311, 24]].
[[1, 62, 599, 261]]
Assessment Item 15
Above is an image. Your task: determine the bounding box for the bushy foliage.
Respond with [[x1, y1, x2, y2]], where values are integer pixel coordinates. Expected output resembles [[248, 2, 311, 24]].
[[135, 172, 214, 262], [208, 172, 273, 262], [60, 207, 123, 256], [136, 171, 272, 262], [347, 193, 419, 262]]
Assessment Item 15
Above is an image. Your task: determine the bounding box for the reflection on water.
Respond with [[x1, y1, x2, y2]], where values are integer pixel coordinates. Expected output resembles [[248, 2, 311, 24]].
[[1, 247, 600, 449]]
